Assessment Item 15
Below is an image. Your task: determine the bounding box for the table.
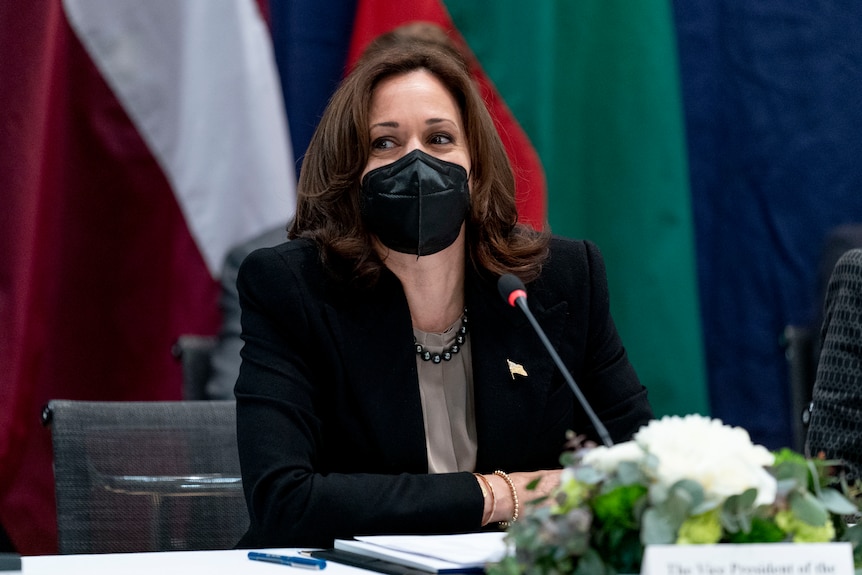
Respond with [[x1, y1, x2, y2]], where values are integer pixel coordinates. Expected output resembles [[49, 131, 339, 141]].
[[22, 548, 368, 575]]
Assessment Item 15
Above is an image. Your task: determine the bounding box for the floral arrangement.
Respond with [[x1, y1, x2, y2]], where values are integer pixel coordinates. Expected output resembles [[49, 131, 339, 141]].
[[489, 415, 862, 575]]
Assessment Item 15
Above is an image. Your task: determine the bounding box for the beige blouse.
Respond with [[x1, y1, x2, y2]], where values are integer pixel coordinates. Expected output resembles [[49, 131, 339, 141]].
[[414, 316, 477, 473]]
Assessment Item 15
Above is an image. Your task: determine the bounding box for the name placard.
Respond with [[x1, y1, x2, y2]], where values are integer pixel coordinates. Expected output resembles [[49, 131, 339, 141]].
[[641, 543, 854, 575]]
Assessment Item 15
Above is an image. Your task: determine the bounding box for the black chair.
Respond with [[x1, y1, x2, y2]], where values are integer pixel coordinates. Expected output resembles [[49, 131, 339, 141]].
[[780, 325, 817, 452], [43, 400, 248, 554]]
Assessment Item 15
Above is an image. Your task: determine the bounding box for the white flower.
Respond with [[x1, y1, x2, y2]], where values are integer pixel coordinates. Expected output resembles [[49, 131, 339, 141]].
[[634, 415, 776, 507], [582, 440, 644, 473], [581, 415, 776, 508]]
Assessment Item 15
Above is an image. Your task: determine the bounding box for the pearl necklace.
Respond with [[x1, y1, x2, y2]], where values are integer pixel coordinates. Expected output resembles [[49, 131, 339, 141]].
[[414, 307, 468, 364]]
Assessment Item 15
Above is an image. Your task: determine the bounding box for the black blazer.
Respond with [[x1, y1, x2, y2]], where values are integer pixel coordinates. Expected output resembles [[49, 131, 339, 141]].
[[235, 237, 652, 547]]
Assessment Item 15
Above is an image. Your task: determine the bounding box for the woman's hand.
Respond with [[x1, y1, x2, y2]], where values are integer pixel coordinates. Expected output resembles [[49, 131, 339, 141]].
[[475, 469, 561, 526]]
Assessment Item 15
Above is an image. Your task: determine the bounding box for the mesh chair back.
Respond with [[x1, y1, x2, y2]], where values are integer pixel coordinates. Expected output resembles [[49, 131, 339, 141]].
[[45, 400, 248, 554]]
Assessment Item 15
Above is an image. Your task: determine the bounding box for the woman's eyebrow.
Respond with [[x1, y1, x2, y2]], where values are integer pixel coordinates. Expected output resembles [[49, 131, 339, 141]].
[[426, 117, 455, 126]]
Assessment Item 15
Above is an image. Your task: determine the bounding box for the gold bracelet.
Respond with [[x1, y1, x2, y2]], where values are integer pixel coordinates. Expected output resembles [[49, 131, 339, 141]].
[[494, 470, 519, 528], [473, 473, 496, 526]]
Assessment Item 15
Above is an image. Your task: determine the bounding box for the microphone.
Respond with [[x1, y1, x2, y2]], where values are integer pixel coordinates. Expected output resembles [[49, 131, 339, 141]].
[[497, 274, 614, 447]]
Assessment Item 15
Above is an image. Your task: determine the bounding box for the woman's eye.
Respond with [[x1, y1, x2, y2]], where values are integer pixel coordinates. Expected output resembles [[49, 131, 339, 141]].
[[430, 134, 453, 145], [371, 138, 395, 150]]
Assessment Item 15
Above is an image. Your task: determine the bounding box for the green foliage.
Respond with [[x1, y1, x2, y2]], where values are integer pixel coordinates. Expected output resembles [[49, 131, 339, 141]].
[[720, 488, 758, 534], [488, 439, 862, 575], [592, 484, 647, 530], [723, 516, 785, 544], [677, 508, 723, 544]]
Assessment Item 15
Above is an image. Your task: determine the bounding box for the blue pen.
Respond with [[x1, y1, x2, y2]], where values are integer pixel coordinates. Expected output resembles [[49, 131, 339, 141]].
[[248, 552, 327, 570]]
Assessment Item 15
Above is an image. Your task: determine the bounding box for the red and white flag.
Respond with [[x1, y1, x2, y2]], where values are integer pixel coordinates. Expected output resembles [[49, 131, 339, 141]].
[[0, 0, 292, 553], [63, 0, 293, 274]]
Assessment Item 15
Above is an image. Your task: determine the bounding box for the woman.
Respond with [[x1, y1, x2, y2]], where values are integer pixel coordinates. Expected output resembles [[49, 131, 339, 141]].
[[807, 248, 862, 478], [235, 35, 653, 548]]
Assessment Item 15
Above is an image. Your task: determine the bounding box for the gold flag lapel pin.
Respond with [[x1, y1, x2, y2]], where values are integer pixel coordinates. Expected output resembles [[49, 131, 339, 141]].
[[507, 359, 528, 379]]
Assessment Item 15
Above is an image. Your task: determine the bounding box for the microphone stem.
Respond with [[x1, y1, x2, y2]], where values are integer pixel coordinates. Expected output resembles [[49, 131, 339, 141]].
[[515, 298, 614, 447]]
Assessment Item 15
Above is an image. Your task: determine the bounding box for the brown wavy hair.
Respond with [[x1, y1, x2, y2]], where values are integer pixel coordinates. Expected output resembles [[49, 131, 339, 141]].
[[289, 32, 549, 285]]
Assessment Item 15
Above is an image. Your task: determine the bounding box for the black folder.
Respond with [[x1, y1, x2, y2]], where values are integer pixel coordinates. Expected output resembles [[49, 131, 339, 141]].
[[0, 554, 21, 573], [310, 549, 484, 575]]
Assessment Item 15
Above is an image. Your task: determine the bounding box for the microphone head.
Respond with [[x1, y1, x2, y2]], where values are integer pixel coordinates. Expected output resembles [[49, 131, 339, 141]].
[[497, 273, 527, 308]]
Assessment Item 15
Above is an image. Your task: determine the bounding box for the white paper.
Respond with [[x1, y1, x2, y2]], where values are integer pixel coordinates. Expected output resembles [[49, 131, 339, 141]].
[[356, 532, 509, 564], [335, 532, 509, 572]]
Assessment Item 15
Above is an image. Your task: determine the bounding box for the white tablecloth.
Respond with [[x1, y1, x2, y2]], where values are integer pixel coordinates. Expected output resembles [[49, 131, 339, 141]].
[[22, 548, 368, 575]]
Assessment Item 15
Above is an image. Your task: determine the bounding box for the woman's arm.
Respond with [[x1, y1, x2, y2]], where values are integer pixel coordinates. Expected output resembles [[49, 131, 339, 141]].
[[550, 239, 654, 443], [581, 240, 653, 441]]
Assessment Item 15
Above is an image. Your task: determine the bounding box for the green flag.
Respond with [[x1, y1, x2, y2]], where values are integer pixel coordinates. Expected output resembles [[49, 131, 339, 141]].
[[446, 0, 708, 417]]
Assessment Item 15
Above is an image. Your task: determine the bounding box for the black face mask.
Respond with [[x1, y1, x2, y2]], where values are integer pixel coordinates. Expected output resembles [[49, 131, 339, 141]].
[[360, 149, 470, 256]]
